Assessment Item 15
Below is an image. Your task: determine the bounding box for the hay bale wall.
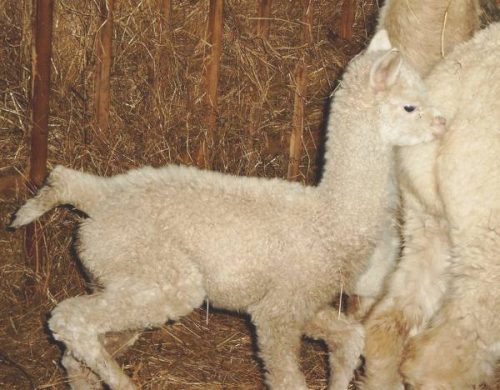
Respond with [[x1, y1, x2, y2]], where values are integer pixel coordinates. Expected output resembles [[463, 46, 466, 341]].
[[2, 0, 378, 182]]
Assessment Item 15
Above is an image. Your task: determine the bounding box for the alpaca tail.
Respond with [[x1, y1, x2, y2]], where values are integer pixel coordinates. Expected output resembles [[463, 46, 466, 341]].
[[10, 165, 104, 228]]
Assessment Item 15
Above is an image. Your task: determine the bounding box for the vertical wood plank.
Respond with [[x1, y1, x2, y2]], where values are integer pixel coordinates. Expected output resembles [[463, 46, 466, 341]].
[[26, 0, 54, 273], [256, 0, 272, 39], [340, 0, 356, 40], [94, 0, 114, 133], [287, 0, 312, 181], [198, 0, 224, 169], [155, 0, 171, 94], [246, 0, 272, 173], [30, 0, 54, 191], [160, 0, 171, 26]]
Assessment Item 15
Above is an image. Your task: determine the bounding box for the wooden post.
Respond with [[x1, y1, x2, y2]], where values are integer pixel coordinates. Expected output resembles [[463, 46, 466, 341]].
[[287, 0, 312, 181], [256, 0, 272, 39], [154, 0, 171, 94], [246, 0, 272, 173], [198, 0, 224, 169], [94, 0, 114, 133], [160, 0, 171, 28], [340, 0, 356, 40], [25, 0, 54, 273]]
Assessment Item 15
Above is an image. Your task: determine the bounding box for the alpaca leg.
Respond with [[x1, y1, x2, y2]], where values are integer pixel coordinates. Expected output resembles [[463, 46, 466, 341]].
[[304, 307, 364, 390], [50, 296, 140, 390], [360, 209, 451, 390], [49, 277, 205, 390], [101, 330, 141, 358], [254, 322, 307, 390], [401, 303, 498, 389], [62, 351, 102, 390], [250, 300, 309, 390], [402, 249, 500, 389], [350, 217, 400, 321], [62, 331, 140, 389], [346, 295, 377, 322]]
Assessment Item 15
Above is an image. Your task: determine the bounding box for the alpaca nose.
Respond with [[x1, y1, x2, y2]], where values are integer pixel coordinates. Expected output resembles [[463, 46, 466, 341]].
[[432, 116, 446, 127], [431, 115, 447, 137]]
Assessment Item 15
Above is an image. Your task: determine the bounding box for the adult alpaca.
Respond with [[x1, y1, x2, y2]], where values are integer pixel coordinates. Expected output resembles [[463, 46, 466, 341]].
[[361, 21, 500, 390], [378, 0, 480, 76], [349, 0, 481, 322]]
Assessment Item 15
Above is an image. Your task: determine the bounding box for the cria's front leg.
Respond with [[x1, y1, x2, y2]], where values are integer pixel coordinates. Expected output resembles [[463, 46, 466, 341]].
[[254, 322, 307, 389], [349, 218, 400, 322], [250, 301, 308, 390], [304, 307, 364, 390], [360, 207, 451, 390]]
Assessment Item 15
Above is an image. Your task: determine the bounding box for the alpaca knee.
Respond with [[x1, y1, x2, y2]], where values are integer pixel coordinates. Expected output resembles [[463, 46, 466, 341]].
[[49, 300, 96, 346]]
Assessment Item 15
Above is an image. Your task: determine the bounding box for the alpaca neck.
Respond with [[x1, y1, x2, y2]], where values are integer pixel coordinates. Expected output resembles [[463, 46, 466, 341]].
[[317, 104, 396, 237]]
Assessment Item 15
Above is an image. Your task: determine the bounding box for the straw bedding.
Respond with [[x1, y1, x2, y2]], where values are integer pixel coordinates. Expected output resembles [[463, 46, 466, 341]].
[[0, 0, 499, 388]]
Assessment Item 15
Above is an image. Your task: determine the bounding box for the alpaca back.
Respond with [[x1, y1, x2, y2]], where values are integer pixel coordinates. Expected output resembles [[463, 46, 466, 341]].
[[378, 0, 480, 76]]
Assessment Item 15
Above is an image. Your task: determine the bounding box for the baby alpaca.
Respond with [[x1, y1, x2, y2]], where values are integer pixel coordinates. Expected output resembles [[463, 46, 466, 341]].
[[11, 31, 445, 390]]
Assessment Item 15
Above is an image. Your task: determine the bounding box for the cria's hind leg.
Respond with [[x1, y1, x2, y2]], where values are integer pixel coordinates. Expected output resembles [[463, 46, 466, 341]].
[[62, 351, 102, 390], [62, 331, 141, 390], [49, 277, 205, 390], [304, 308, 364, 390], [101, 330, 141, 358]]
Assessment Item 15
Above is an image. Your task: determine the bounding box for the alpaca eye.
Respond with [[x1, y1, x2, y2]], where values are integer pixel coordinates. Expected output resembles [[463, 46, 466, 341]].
[[404, 105, 416, 113]]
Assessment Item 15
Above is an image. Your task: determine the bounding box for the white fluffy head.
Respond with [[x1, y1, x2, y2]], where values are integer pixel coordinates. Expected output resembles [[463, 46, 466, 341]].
[[335, 30, 447, 147], [368, 30, 447, 146]]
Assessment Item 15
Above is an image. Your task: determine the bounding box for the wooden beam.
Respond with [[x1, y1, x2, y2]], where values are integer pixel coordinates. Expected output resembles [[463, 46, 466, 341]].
[[198, 0, 224, 169], [287, 0, 312, 181], [154, 0, 171, 94], [94, 0, 114, 133], [160, 0, 171, 29], [287, 61, 307, 181], [26, 0, 54, 273], [256, 0, 272, 39], [340, 0, 356, 40], [30, 0, 53, 190]]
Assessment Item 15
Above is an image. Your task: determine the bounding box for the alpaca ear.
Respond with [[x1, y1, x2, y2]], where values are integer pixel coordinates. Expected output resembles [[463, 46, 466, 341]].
[[367, 29, 392, 52], [369, 50, 402, 92]]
